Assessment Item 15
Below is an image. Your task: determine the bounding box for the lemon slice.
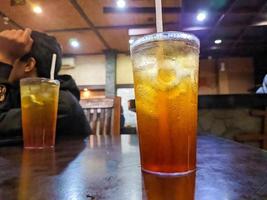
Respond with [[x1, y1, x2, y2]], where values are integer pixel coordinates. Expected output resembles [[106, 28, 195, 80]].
[[30, 95, 44, 106]]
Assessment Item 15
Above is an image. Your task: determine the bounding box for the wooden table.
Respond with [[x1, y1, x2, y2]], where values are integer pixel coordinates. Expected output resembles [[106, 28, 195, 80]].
[[1, 134, 267, 200]]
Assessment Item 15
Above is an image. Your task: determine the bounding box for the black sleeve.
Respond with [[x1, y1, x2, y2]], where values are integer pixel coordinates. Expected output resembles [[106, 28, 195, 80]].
[[0, 62, 12, 81], [0, 107, 22, 137], [56, 90, 91, 138], [0, 62, 23, 137]]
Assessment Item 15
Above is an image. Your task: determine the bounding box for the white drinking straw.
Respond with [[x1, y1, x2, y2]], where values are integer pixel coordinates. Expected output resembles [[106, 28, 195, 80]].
[[50, 54, 57, 80], [155, 0, 163, 32]]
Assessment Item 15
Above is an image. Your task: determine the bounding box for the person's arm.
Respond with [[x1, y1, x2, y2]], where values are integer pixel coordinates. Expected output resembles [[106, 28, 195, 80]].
[[0, 28, 33, 66], [0, 29, 33, 136], [0, 109, 22, 136]]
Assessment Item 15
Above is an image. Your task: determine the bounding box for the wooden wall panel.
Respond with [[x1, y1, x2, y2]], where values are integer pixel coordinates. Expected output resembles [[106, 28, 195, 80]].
[[50, 31, 105, 54]]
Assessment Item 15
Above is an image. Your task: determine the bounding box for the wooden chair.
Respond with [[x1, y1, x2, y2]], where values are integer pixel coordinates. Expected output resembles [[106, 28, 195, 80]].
[[80, 97, 121, 136], [235, 107, 267, 149]]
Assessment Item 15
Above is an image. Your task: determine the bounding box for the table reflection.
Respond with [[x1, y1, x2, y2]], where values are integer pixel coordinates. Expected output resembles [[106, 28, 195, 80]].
[[143, 171, 196, 200], [18, 149, 56, 200], [88, 134, 122, 148]]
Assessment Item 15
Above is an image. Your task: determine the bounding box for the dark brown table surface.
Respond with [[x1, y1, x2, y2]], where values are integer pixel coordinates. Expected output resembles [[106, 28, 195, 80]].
[[1, 134, 267, 200]]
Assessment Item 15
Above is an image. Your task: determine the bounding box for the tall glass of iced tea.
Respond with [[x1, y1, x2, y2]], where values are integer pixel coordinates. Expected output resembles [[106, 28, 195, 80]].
[[131, 32, 199, 175], [20, 78, 60, 149]]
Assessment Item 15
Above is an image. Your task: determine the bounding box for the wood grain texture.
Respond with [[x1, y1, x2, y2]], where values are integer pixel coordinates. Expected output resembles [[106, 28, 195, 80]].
[[99, 29, 130, 52], [0, 0, 88, 31], [49, 31, 105, 54], [76, 0, 180, 27], [0, 134, 267, 200]]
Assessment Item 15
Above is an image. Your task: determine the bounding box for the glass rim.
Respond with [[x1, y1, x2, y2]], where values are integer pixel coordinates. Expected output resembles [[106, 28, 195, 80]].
[[130, 31, 200, 52], [20, 77, 60, 84]]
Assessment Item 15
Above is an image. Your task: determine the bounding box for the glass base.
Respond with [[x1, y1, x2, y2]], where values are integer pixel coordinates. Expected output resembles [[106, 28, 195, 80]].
[[142, 168, 196, 176]]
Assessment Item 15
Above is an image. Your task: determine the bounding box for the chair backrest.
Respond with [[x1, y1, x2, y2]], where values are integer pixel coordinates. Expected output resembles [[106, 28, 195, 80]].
[[80, 97, 121, 135]]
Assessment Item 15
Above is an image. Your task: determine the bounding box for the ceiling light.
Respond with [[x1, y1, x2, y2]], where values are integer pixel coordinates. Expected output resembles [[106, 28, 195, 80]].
[[33, 5, 42, 14], [117, 0, 126, 8], [214, 39, 222, 44], [69, 39, 80, 48], [196, 11, 207, 22], [129, 39, 134, 44]]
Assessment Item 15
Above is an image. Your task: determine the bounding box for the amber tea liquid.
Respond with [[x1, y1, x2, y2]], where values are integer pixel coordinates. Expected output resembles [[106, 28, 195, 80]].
[[20, 78, 59, 149], [131, 32, 199, 175]]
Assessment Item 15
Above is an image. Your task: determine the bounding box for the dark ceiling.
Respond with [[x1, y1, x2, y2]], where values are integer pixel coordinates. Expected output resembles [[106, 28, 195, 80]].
[[180, 0, 267, 57]]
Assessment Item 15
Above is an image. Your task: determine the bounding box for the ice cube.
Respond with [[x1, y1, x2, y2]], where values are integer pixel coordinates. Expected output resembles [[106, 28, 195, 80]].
[[176, 53, 198, 69], [133, 55, 157, 71], [29, 85, 41, 93], [174, 67, 191, 80], [134, 64, 158, 84], [168, 77, 191, 99]]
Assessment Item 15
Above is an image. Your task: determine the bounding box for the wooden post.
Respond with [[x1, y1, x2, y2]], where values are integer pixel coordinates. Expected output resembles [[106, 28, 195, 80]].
[[105, 50, 117, 97]]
